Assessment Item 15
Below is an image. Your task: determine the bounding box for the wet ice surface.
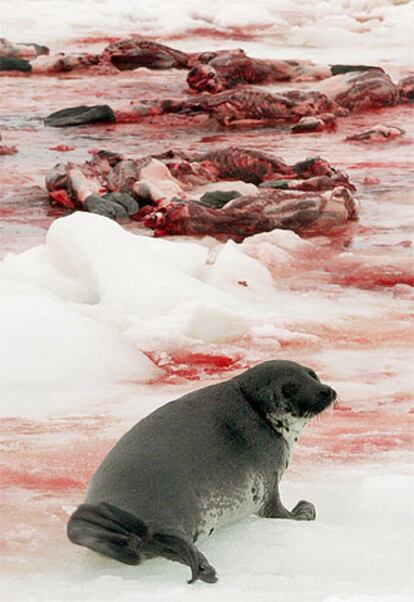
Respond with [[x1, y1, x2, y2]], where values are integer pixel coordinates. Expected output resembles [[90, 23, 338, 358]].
[[1, 2, 414, 601]]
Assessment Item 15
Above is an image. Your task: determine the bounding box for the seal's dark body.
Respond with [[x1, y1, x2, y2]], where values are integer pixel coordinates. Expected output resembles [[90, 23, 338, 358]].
[[67, 361, 336, 583], [86, 380, 286, 539]]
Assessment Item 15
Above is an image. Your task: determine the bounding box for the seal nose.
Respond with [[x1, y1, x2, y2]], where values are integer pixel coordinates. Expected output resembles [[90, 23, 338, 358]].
[[319, 385, 336, 403]]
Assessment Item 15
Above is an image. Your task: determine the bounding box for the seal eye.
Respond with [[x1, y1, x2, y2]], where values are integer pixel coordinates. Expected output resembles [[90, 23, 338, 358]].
[[308, 369, 319, 381], [282, 383, 298, 398]]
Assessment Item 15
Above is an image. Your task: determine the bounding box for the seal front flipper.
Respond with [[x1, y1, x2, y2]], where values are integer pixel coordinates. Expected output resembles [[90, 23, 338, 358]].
[[260, 493, 316, 521], [290, 500, 316, 521], [67, 502, 216, 583]]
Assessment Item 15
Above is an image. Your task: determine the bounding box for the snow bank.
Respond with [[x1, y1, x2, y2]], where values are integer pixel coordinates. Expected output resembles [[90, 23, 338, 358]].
[[0, 212, 409, 416], [0, 213, 263, 415], [0, 281, 157, 415]]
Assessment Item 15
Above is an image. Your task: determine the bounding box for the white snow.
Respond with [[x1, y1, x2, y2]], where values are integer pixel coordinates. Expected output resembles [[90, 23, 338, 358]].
[[2, 464, 413, 601], [1, 212, 409, 416], [1, 0, 413, 64], [193, 181, 259, 198], [136, 159, 187, 202]]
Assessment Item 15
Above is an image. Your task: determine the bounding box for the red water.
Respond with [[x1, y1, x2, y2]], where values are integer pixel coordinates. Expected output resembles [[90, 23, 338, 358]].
[[0, 36, 413, 576]]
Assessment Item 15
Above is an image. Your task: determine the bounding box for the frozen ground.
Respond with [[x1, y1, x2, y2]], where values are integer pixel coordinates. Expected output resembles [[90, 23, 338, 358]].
[[0, 1, 413, 601]]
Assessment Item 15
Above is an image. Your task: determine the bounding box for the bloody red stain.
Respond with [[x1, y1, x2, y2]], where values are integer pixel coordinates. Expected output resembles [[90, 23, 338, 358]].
[[348, 161, 414, 169], [0, 145, 18, 156], [48, 189, 76, 208], [167, 27, 260, 42], [73, 36, 120, 45], [317, 434, 411, 458], [0, 468, 84, 492], [0, 416, 116, 499], [48, 145, 76, 152], [144, 351, 243, 381], [296, 408, 414, 463], [331, 269, 414, 289]]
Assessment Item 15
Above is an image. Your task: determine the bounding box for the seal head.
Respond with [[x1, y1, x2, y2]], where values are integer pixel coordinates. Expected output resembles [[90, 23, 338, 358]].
[[187, 64, 222, 93], [238, 360, 336, 447]]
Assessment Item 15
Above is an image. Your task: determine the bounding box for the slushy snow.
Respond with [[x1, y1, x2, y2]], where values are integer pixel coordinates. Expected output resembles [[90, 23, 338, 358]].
[[2, 464, 413, 602], [1, 0, 413, 64]]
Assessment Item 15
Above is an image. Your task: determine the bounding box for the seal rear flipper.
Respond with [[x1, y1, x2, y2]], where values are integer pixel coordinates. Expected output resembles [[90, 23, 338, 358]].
[[196, 551, 218, 584], [151, 527, 199, 583], [67, 502, 148, 565], [151, 527, 217, 584], [67, 502, 217, 583]]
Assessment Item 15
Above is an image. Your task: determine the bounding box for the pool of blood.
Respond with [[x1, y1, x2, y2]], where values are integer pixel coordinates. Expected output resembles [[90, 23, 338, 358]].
[[0, 36, 413, 577]]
